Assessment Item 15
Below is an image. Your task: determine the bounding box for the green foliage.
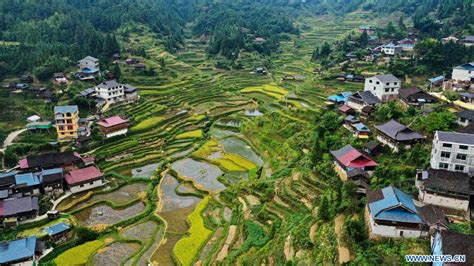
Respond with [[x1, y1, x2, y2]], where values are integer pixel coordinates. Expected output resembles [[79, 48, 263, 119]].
[[416, 110, 457, 135]]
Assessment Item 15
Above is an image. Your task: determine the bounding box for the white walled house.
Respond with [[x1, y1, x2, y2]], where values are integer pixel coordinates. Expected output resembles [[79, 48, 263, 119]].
[[364, 74, 401, 102], [94, 80, 125, 104], [65, 166, 105, 193], [78, 56, 99, 70], [366, 186, 447, 238], [430, 131, 474, 173], [452, 62, 474, 82], [455, 110, 474, 127], [381, 44, 402, 56], [416, 169, 472, 213]]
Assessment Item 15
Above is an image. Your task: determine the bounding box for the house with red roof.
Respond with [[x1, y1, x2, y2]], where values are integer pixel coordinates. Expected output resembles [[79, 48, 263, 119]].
[[97, 116, 128, 139], [330, 144, 377, 181], [64, 166, 104, 193]]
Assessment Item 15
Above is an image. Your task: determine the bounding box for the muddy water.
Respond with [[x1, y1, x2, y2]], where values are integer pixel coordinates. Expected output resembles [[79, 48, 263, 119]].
[[171, 158, 225, 192], [151, 174, 201, 264]]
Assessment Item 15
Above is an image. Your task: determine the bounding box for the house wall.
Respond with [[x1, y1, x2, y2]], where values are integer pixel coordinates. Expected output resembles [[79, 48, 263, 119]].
[[347, 100, 364, 112], [418, 189, 469, 212], [70, 179, 104, 194], [55, 111, 79, 140], [368, 211, 428, 238], [78, 59, 99, 70], [430, 134, 474, 173], [376, 135, 400, 152], [452, 68, 473, 82], [456, 117, 471, 127], [364, 77, 400, 102], [95, 85, 125, 103], [333, 162, 348, 181]]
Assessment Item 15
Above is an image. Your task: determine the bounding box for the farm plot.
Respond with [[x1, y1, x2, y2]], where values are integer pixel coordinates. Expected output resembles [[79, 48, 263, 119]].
[[220, 137, 264, 166], [75, 202, 146, 227], [55, 240, 105, 266], [93, 242, 140, 266], [171, 158, 225, 192]]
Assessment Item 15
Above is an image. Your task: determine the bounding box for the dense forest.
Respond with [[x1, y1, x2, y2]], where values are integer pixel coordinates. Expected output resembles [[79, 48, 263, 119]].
[[0, 0, 472, 79]]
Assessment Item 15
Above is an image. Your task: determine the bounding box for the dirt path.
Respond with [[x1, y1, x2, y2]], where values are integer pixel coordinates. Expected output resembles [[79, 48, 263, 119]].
[[216, 225, 237, 261], [0, 128, 26, 153], [335, 214, 351, 264]]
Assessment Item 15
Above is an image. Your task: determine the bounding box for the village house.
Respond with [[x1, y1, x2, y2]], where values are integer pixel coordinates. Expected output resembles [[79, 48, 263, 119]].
[[254, 37, 266, 44], [0, 172, 16, 199], [124, 84, 139, 102], [442, 36, 459, 44], [363, 141, 380, 156], [53, 72, 68, 85], [366, 186, 447, 238], [330, 144, 377, 181], [134, 63, 146, 70], [338, 105, 355, 115], [65, 166, 104, 193], [97, 116, 129, 138], [431, 230, 474, 266], [328, 91, 352, 104], [397, 38, 416, 51], [0, 196, 39, 224], [460, 92, 474, 104], [381, 43, 402, 56], [78, 56, 99, 70], [13, 172, 41, 195], [463, 36, 474, 47], [44, 222, 71, 243], [427, 76, 444, 89], [358, 25, 375, 35], [398, 87, 438, 108], [430, 131, 474, 173], [54, 105, 80, 141], [416, 169, 473, 213], [0, 236, 39, 265], [40, 168, 65, 193], [346, 91, 381, 112], [19, 151, 83, 172], [455, 110, 474, 127], [94, 80, 125, 104], [344, 115, 359, 126], [352, 123, 370, 139], [452, 62, 474, 83], [375, 120, 425, 152], [364, 74, 401, 102], [126, 58, 140, 65]]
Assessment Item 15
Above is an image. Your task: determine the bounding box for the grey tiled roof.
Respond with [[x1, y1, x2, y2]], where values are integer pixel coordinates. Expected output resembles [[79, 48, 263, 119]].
[[455, 110, 474, 121], [350, 91, 381, 105], [375, 119, 425, 141], [423, 169, 473, 195], [372, 74, 400, 83], [436, 131, 474, 145], [96, 80, 122, 89]]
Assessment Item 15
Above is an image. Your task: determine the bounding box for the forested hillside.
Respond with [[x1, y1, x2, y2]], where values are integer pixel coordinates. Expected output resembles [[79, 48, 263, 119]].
[[0, 0, 472, 78]]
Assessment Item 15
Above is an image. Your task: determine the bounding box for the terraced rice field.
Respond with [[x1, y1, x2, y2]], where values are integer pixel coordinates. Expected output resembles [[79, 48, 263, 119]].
[[44, 12, 390, 265]]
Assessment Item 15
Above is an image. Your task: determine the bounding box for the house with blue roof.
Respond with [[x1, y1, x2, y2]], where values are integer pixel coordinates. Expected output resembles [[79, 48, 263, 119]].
[[44, 222, 71, 243], [0, 236, 38, 265], [352, 123, 370, 139], [14, 173, 41, 195], [367, 186, 434, 238], [328, 91, 352, 104]]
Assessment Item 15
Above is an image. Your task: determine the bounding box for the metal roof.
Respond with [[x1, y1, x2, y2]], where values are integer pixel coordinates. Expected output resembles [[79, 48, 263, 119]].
[[45, 222, 70, 236], [368, 186, 422, 224], [54, 105, 78, 114], [15, 173, 41, 187], [0, 236, 37, 264], [436, 131, 474, 145]]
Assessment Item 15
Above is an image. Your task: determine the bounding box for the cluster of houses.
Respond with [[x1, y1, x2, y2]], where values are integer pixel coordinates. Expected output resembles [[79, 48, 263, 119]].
[[0, 151, 105, 226], [328, 71, 473, 262]]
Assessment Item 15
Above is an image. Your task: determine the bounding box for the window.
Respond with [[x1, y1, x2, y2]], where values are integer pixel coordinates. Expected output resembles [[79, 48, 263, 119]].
[[391, 88, 395, 92], [394, 82, 398, 85], [80, 184, 84, 187], [376, 81, 380, 84], [440, 151, 451, 158], [66, 119, 72, 124], [460, 145, 468, 150], [460, 118, 467, 123], [455, 165, 465, 171], [456, 154, 467, 160], [385, 88, 389, 92], [66, 113, 71, 117], [439, 163, 449, 169], [90, 182, 94, 185], [442, 143, 452, 148], [58, 126, 64, 130]]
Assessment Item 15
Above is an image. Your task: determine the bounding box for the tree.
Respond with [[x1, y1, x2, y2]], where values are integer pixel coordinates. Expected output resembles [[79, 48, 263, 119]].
[[113, 62, 121, 82], [358, 30, 369, 47]]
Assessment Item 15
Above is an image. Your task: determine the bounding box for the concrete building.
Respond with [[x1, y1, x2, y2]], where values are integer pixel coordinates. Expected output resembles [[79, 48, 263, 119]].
[[78, 56, 99, 70], [364, 74, 401, 102], [452, 62, 474, 82], [94, 80, 125, 104], [381, 44, 402, 56], [430, 131, 474, 173], [54, 105, 80, 141]]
